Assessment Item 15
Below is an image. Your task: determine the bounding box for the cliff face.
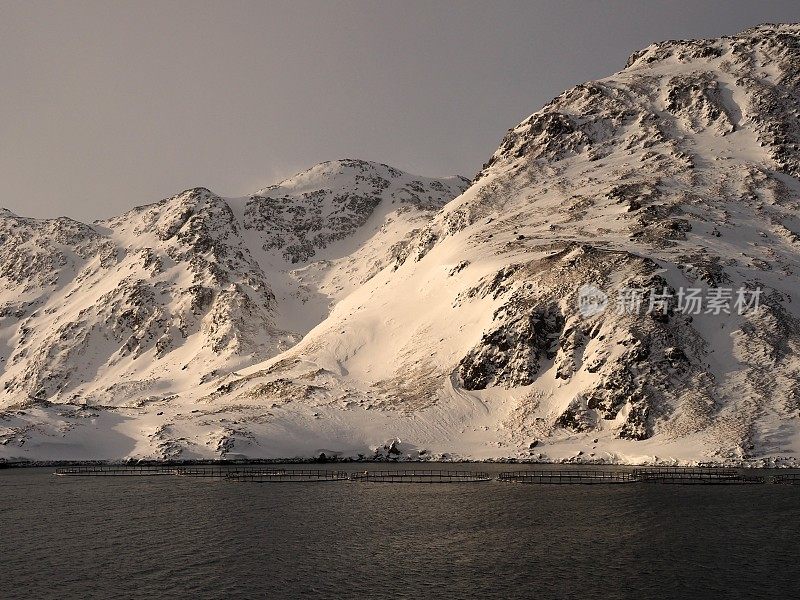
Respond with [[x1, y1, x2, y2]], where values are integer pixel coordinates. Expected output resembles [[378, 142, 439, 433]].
[[3, 25, 800, 464]]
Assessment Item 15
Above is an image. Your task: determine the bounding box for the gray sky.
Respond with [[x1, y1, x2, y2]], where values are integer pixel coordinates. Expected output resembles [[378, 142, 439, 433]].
[[2, 1, 799, 221]]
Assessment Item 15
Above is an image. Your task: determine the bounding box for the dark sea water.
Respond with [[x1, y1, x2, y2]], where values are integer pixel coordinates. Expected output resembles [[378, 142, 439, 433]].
[[2, 464, 799, 599]]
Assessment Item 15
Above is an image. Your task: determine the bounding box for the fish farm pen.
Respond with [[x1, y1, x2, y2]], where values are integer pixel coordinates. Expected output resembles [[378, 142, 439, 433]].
[[631, 467, 765, 484], [498, 470, 637, 484], [226, 469, 351, 483], [52, 465, 797, 485], [772, 473, 800, 485], [55, 465, 179, 476], [352, 470, 492, 483]]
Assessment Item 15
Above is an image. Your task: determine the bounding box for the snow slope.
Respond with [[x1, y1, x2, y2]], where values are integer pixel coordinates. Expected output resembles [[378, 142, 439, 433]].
[[4, 25, 800, 465]]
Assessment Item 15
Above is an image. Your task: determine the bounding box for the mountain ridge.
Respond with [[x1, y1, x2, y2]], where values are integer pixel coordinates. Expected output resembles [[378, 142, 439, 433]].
[[3, 25, 800, 464], [0, 161, 467, 424]]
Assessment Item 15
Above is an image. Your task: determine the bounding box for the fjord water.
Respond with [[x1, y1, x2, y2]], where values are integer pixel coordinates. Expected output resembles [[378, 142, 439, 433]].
[[2, 466, 798, 599]]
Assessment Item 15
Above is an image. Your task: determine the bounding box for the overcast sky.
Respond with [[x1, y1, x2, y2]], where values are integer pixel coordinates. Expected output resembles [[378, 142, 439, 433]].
[[2, 1, 799, 221]]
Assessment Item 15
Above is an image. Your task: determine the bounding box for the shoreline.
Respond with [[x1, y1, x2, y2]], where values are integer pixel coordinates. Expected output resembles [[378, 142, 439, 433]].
[[3, 457, 799, 469]]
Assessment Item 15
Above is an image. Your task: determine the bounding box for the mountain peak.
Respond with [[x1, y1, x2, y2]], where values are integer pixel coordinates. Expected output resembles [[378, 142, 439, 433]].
[[624, 22, 800, 70], [476, 21, 800, 184], [258, 158, 467, 196], [247, 159, 470, 263]]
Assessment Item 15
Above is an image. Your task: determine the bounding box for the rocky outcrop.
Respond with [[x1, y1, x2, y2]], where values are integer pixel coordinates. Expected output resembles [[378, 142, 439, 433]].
[[245, 159, 468, 263]]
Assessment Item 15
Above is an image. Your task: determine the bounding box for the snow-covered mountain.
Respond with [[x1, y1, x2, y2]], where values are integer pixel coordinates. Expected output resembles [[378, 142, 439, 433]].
[[3, 24, 800, 465], [0, 160, 468, 458]]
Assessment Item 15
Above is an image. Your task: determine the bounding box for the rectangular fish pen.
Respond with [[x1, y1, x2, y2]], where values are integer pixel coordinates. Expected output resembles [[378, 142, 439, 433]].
[[54, 465, 177, 477], [353, 470, 492, 483], [771, 473, 800, 485], [498, 470, 637, 484], [225, 469, 351, 483], [173, 466, 230, 478], [632, 467, 765, 484]]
